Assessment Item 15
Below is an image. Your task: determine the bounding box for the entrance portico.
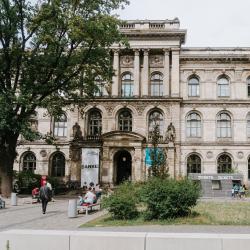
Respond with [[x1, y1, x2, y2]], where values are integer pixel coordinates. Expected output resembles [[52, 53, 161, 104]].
[[101, 131, 146, 184]]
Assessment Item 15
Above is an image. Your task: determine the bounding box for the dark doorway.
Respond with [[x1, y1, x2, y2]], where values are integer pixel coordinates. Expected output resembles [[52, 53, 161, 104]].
[[114, 150, 132, 184]]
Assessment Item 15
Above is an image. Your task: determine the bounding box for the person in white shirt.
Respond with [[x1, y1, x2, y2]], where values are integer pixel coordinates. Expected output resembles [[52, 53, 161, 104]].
[[83, 187, 96, 204]]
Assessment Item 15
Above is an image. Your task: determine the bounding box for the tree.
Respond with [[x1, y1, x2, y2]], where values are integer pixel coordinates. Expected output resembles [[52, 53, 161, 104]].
[[0, 0, 129, 196], [149, 123, 169, 179]]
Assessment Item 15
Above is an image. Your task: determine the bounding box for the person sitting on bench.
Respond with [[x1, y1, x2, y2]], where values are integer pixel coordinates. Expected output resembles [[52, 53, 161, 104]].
[[83, 187, 96, 205]]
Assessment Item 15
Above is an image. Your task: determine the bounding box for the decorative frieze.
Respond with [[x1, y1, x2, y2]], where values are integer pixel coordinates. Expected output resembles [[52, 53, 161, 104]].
[[120, 55, 134, 67], [149, 55, 164, 67]]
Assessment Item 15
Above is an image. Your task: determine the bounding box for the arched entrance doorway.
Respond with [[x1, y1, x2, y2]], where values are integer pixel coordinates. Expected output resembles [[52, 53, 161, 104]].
[[114, 150, 132, 184]]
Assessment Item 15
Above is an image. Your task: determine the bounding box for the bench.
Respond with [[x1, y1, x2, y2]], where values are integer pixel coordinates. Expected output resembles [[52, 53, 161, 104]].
[[0, 198, 6, 209], [77, 202, 101, 215]]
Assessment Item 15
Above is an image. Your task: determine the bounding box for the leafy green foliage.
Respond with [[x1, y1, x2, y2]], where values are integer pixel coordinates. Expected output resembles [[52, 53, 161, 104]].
[[149, 124, 169, 178], [14, 170, 41, 193], [0, 0, 129, 196], [103, 182, 139, 220], [140, 178, 201, 220]]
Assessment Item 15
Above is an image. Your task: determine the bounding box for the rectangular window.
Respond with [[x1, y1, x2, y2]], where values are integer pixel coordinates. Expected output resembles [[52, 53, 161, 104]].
[[248, 84, 250, 97], [188, 85, 199, 97], [212, 180, 221, 190], [218, 85, 229, 97]]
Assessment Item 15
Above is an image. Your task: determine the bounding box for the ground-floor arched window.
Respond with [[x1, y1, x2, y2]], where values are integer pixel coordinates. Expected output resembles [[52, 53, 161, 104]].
[[217, 154, 232, 173], [22, 152, 36, 172], [51, 152, 65, 177], [187, 154, 201, 174]]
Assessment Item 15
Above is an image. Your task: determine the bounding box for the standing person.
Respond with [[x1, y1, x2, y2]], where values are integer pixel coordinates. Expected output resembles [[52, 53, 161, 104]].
[[46, 181, 54, 202], [39, 182, 51, 214], [231, 186, 235, 198]]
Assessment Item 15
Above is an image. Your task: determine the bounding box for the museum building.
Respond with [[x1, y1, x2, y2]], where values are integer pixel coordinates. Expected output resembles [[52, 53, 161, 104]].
[[14, 19, 250, 196]]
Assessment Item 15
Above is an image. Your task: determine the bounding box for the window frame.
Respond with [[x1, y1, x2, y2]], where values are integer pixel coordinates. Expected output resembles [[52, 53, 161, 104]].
[[217, 154, 232, 173], [187, 154, 201, 174], [148, 110, 164, 137], [216, 112, 232, 138], [186, 112, 202, 138], [150, 72, 163, 97], [51, 152, 65, 177], [188, 76, 200, 97], [22, 152, 36, 172], [53, 113, 67, 137], [217, 76, 230, 97], [88, 109, 102, 136], [118, 109, 132, 132], [94, 76, 105, 97], [247, 77, 250, 98], [121, 72, 134, 97]]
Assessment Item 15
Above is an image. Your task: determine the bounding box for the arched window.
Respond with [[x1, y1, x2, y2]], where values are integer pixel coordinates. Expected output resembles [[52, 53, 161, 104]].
[[217, 76, 230, 97], [118, 109, 132, 131], [23, 152, 36, 172], [187, 154, 201, 174], [94, 76, 105, 97], [54, 113, 67, 137], [88, 110, 102, 136], [121, 73, 133, 97], [186, 112, 201, 137], [247, 113, 250, 137], [247, 77, 250, 97], [217, 113, 231, 138], [217, 154, 232, 173], [51, 153, 65, 177], [188, 77, 199, 97], [150, 73, 163, 96], [148, 110, 164, 136]]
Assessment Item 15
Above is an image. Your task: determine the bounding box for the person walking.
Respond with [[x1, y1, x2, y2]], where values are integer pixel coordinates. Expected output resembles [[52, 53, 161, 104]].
[[39, 182, 51, 214]]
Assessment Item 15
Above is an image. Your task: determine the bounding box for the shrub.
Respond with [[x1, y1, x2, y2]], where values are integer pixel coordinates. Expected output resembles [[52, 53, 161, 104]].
[[14, 171, 41, 193], [140, 177, 200, 220], [103, 182, 140, 220]]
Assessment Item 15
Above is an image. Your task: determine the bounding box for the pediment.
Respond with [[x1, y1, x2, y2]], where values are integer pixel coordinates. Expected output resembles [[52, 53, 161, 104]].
[[102, 131, 146, 142]]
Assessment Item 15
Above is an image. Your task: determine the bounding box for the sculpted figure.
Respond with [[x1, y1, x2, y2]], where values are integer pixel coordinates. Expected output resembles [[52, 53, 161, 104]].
[[72, 122, 83, 140], [165, 122, 176, 142]]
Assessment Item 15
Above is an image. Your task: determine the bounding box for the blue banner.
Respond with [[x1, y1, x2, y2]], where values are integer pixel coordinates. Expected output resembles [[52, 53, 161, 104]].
[[145, 147, 165, 168]]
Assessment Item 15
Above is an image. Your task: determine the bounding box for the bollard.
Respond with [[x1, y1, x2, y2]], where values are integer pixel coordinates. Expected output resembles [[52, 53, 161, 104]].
[[68, 199, 77, 218], [11, 192, 17, 206]]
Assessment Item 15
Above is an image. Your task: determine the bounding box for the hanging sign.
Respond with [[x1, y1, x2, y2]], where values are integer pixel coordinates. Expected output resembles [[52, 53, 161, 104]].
[[81, 148, 99, 187]]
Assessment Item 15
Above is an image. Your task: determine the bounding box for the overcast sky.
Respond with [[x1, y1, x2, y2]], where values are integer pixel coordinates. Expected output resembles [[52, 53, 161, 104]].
[[116, 0, 250, 47]]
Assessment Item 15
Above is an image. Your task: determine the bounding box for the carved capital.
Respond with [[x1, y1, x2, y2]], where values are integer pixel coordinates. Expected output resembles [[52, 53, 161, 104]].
[[133, 49, 140, 56]]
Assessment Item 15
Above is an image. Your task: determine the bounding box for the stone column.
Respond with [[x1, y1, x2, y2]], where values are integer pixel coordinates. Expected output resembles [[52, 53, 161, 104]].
[[69, 146, 82, 181], [171, 48, 180, 97], [167, 142, 175, 178], [112, 49, 119, 97], [142, 49, 149, 97], [133, 49, 140, 97], [133, 147, 143, 181], [163, 49, 170, 97]]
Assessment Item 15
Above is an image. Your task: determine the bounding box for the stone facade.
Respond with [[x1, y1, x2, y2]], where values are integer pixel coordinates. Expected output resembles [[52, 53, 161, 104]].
[[14, 19, 250, 190]]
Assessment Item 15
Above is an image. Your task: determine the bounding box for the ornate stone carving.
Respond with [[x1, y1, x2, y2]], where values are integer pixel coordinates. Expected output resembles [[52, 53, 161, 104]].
[[120, 55, 134, 67], [206, 151, 213, 159], [40, 150, 47, 157], [134, 102, 146, 115], [103, 103, 115, 116], [237, 151, 244, 159], [165, 122, 176, 142], [72, 122, 83, 141], [150, 55, 164, 67]]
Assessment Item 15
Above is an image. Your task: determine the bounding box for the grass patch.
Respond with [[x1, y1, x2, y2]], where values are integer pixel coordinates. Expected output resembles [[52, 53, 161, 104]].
[[81, 201, 250, 227]]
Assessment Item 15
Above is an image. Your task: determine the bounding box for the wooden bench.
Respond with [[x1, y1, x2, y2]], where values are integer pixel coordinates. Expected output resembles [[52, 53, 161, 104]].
[[77, 202, 101, 215]]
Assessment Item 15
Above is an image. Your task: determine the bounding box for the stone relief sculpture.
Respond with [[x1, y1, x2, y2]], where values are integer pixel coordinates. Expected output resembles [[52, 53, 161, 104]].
[[72, 122, 83, 140], [120, 55, 134, 67], [165, 122, 176, 142]]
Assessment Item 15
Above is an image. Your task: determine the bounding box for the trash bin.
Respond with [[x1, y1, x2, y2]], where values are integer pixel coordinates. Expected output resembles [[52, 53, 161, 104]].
[[11, 192, 17, 206], [68, 199, 77, 218]]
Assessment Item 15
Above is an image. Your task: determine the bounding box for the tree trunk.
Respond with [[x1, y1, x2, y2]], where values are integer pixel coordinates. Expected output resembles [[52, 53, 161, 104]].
[[0, 134, 18, 197]]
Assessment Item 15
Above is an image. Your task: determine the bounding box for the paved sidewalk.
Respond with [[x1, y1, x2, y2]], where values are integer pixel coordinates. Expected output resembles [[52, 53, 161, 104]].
[[0, 197, 106, 231]]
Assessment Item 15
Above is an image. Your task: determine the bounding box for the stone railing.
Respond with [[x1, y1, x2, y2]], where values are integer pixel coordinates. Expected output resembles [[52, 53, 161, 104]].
[[85, 135, 101, 141], [1, 230, 249, 250]]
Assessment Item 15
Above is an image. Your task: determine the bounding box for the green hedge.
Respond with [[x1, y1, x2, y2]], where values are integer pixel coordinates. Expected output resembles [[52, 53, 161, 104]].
[[140, 178, 201, 220], [102, 182, 140, 220]]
